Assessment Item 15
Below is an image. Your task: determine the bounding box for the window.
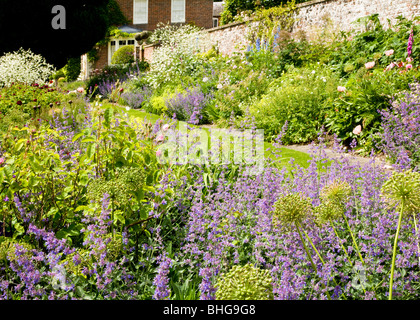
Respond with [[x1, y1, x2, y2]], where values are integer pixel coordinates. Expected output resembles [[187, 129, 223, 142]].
[[171, 0, 185, 23], [133, 0, 148, 24], [213, 18, 218, 28]]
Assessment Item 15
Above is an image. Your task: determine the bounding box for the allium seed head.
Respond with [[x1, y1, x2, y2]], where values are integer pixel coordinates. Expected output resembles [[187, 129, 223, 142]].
[[272, 192, 313, 226], [381, 169, 420, 214]]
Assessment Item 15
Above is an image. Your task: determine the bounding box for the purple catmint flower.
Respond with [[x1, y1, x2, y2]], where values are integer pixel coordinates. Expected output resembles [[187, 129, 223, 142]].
[[152, 252, 172, 300]]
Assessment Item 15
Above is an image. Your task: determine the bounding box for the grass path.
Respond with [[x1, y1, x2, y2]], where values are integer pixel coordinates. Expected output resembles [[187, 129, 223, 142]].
[[107, 104, 312, 170]]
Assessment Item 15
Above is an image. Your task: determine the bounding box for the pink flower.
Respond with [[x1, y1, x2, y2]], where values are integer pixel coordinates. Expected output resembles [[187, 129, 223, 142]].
[[76, 87, 84, 93], [162, 124, 170, 131], [337, 86, 346, 92], [156, 134, 164, 142], [352, 125, 362, 135], [0, 157, 4, 164], [385, 62, 396, 71], [407, 56, 413, 63], [384, 49, 394, 56], [365, 61, 375, 69], [156, 149, 162, 157], [406, 64, 413, 70]]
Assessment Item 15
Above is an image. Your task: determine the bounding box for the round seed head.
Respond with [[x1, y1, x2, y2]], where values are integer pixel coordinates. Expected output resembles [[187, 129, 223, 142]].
[[272, 192, 313, 226], [320, 179, 352, 205], [381, 169, 420, 214], [215, 264, 273, 300]]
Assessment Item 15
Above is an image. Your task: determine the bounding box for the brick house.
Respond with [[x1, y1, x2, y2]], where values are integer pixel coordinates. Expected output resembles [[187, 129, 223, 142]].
[[81, 0, 214, 79]]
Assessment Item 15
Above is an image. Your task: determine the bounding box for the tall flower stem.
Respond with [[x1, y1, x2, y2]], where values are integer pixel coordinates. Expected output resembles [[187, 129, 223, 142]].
[[411, 213, 420, 268], [342, 212, 365, 265], [301, 223, 347, 299], [389, 203, 405, 300], [330, 221, 353, 267], [295, 222, 331, 300]]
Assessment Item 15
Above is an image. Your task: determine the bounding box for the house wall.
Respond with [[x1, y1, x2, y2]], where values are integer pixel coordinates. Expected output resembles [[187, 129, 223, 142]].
[[83, 0, 214, 77], [91, 44, 109, 74], [116, 0, 213, 30]]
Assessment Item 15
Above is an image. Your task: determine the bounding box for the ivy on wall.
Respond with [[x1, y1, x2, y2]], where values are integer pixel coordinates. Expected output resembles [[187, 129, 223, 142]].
[[220, 0, 307, 25], [87, 0, 130, 63]]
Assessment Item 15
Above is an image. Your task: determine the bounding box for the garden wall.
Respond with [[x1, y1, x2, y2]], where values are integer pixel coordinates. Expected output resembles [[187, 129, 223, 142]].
[[206, 0, 420, 56]]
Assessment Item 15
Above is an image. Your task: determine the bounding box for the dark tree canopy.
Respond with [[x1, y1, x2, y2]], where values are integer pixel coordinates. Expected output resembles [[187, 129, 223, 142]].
[[0, 0, 127, 68]]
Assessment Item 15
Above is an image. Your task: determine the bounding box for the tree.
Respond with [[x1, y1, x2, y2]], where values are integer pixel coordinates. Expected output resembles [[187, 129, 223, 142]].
[[0, 0, 127, 69]]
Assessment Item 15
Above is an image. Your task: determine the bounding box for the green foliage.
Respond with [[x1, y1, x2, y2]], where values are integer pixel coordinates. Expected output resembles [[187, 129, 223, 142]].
[[0, 82, 65, 117], [87, 167, 146, 207], [111, 45, 135, 65], [63, 57, 82, 82], [0, 238, 33, 263], [145, 23, 212, 89], [221, 0, 308, 25], [249, 65, 340, 144], [215, 264, 273, 300], [0, 107, 30, 138], [248, 2, 298, 43], [328, 15, 420, 78], [325, 67, 420, 151]]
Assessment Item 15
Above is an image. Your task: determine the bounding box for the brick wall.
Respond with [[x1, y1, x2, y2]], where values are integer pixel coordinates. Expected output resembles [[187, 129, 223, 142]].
[[92, 44, 109, 72], [186, 0, 213, 29], [116, 0, 213, 31]]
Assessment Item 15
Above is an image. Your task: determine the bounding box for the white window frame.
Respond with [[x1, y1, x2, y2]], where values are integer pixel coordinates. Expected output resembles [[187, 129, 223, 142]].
[[108, 38, 136, 65], [213, 18, 219, 28], [171, 0, 185, 23], [133, 0, 148, 24]]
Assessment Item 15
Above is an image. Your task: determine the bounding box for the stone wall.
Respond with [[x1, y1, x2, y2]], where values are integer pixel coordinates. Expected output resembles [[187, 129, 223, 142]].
[[207, 21, 251, 56], [204, 0, 420, 57], [294, 0, 420, 37]]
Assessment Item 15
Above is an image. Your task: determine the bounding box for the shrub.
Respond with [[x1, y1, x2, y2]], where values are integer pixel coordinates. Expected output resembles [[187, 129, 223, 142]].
[[111, 45, 135, 65], [378, 82, 420, 169], [63, 57, 81, 82], [0, 48, 55, 87], [327, 15, 420, 78], [164, 86, 212, 124], [121, 88, 152, 109], [325, 67, 420, 151], [248, 64, 340, 144], [146, 23, 212, 89], [85, 62, 147, 98]]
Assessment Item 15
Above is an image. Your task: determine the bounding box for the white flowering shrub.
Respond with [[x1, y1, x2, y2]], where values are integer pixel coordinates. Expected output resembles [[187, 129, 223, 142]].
[[0, 48, 55, 87], [146, 24, 214, 89]]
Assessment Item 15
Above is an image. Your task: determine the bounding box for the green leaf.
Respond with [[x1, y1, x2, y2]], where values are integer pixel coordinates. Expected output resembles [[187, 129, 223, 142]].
[[86, 143, 95, 159], [104, 107, 113, 127], [13, 223, 25, 236], [72, 132, 85, 142]]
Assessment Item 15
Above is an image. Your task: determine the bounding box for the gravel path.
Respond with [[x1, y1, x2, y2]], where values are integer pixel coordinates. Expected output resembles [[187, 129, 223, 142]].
[[283, 143, 394, 171], [199, 124, 394, 171]]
